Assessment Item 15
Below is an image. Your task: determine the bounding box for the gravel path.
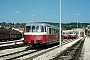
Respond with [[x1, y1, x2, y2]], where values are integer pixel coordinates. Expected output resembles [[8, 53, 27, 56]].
[[84, 37, 90, 60]]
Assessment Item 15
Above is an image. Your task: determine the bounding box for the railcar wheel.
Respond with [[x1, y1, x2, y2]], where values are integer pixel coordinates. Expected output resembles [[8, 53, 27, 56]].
[[23, 40, 28, 44]]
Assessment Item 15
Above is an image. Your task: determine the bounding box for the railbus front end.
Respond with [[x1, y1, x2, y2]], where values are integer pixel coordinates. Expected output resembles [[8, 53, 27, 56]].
[[24, 23, 59, 47]]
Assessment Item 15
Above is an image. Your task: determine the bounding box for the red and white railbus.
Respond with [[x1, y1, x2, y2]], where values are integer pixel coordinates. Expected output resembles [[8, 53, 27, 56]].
[[62, 32, 69, 39], [24, 23, 59, 46], [69, 31, 77, 39]]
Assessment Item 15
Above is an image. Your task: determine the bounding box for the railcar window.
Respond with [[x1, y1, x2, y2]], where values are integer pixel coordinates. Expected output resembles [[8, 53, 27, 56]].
[[63, 32, 65, 34], [26, 26, 31, 32], [41, 26, 44, 32], [36, 26, 41, 32], [36, 26, 39, 32], [32, 26, 35, 32], [47, 27, 49, 34], [49, 28, 51, 34], [36, 26, 44, 32], [45, 26, 46, 32], [56, 30, 59, 34], [70, 32, 72, 34], [52, 28, 54, 34], [70, 32, 75, 34], [54, 29, 56, 34], [63, 32, 67, 34]]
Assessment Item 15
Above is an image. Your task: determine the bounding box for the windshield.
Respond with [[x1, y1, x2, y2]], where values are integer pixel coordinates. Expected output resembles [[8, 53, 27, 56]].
[[32, 26, 35, 32], [70, 32, 75, 34], [25, 26, 45, 32], [63, 32, 68, 34], [26, 26, 31, 32], [36, 26, 44, 32]]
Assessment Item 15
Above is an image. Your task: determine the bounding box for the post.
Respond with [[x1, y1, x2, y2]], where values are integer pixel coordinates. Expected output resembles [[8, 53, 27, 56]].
[[31, 15, 35, 22], [60, 0, 62, 46], [76, 14, 80, 29]]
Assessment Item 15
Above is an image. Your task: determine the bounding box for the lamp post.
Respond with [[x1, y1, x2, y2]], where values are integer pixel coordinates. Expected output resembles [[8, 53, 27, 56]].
[[80, 22, 82, 28], [76, 14, 80, 29], [31, 15, 35, 22], [60, 0, 62, 46]]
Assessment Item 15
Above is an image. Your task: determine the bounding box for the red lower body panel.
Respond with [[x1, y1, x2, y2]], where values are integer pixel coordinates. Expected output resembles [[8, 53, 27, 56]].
[[69, 35, 76, 39], [24, 35, 46, 43], [46, 35, 59, 42], [62, 35, 69, 39], [24, 34, 59, 44]]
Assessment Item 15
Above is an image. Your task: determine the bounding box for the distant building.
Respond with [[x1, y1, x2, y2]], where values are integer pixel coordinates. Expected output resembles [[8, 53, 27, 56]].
[[12, 27, 24, 33], [86, 25, 90, 31], [18, 28, 24, 33]]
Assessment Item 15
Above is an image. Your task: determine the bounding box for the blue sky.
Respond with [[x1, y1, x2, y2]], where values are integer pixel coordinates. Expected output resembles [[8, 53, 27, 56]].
[[0, 0, 59, 23], [0, 0, 90, 23], [62, 0, 90, 23]]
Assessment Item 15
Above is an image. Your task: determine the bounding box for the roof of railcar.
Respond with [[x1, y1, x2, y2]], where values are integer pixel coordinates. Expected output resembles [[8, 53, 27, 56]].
[[0, 28, 9, 33], [26, 22, 59, 29]]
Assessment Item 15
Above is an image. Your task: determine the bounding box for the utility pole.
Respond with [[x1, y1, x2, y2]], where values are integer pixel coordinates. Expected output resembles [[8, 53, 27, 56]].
[[60, 0, 62, 46], [76, 14, 80, 29], [31, 15, 35, 22]]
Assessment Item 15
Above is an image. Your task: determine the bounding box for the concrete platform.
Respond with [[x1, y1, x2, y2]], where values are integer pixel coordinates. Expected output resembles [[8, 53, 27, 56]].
[[33, 37, 83, 60], [83, 37, 90, 60]]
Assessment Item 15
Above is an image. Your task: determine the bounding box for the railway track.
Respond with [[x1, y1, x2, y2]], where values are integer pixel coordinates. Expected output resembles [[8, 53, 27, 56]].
[[0, 38, 24, 45], [0, 39, 75, 60], [0, 43, 58, 60], [52, 38, 85, 60], [0, 38, 26, 50], [0, 48, 37, 60]]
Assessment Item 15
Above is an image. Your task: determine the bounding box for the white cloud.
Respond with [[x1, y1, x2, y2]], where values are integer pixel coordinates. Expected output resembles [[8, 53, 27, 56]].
[[15, 11, 20, 13]]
